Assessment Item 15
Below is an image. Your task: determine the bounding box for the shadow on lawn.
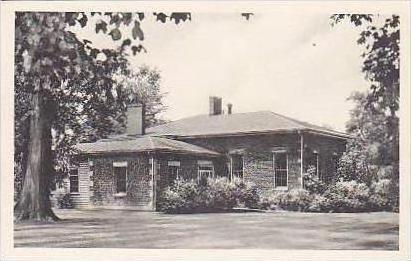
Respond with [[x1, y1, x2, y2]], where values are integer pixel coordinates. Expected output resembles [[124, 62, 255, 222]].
[[160, 208, 265, 215]]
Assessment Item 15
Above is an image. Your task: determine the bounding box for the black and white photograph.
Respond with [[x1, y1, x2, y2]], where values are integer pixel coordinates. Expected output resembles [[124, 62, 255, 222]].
[[0, 1, 410, 261]]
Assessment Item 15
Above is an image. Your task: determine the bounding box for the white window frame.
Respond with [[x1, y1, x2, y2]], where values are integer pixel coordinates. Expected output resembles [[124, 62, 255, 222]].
[[197, 160, 214, 180], [230, 154, 244, 180], [313, 150, 320, 179], [69, 168, 79, 194], [113, 162, 127, 195], [168, 161, 181, 180], [273, 151, 288, 189]]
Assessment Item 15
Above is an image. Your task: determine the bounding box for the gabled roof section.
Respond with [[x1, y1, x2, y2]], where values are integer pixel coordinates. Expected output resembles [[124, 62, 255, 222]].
[[75, 135, 220, 156], [146, 111, 352, 139]]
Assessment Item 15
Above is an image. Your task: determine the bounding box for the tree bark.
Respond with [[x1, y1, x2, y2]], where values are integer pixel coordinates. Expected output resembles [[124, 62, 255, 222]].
[[14, 91, 59, 221]]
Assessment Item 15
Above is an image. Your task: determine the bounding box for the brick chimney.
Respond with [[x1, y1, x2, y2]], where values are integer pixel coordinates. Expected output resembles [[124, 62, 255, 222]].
[[126, 103, 145, 136], [209, 96, 222, 115], [227, 103, 233, 115]]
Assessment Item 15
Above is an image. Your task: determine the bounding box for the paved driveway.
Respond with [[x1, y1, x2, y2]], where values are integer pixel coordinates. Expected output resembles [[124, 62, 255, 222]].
[[14, 209, 398, 249]]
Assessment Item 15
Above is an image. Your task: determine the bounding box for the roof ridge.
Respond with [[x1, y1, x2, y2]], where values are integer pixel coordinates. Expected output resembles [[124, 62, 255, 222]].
[[266, 111, 346, 134], [145, 110, 350, 139], [266, 111, 308, 129], [149, 110, 277, 127]]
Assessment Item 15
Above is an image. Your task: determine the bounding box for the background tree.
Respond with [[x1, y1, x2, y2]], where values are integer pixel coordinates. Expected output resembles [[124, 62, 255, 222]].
[[14, 12, 190, 221], [332, 14, 399, 210]]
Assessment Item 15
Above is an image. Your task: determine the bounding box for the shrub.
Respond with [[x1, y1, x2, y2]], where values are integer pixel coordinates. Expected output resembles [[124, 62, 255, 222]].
[[303, 166, 327, 195], [259, 189, 313, 212], [322, 180, 370, 212], [159, 177, 261, 213], [368, 179, 391, 211], [158, 179, 199, 214], [336, 139, 375, 184], [278, 189, 314, 211], [232, 178, 260, 209], [307, 194, 331, 212], [258, 179, 394, 213], [57, 193, 74, 209], [198, 177, 237, 211]]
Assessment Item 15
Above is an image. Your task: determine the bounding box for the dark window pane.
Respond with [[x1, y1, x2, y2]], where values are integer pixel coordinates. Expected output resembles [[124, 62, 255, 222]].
[[232, 155, 244, 178], [168, 166, 179, 183], [275, 170, 287, 187], [69, 169, 79, 193], [114, 167, 127, 193], [274, 153, 287, 187], [275, 153, 287, 169]]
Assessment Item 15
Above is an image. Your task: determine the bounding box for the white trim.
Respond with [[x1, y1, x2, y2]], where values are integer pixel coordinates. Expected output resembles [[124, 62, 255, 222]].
[[150, 156, 155, 209], [113, 163, 127, 194], [273, 151, 289, 188], [167, 163, 180, 180], [167, 161, 180, 167], [229, 156, 233, 181], [315, 152, 320, 179], [271, 147, 287, 153], [113, 161, 127, 167], [69, 168, 79, 194], [197, 160, 213, 165], [230, 154, 244, 180], [300, 132, 304, 188], [197, 161, 214, 180]]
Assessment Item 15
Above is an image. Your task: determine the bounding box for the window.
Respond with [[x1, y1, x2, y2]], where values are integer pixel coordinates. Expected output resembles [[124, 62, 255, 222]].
[[198, 160, 214, 180], [114, 165, 127, 193], [69, 169, 79, 193], [274, 152, 288, 187], [231, 154, 244, 179], [168, 161, 180, 182], [305, 150, 320, 179]]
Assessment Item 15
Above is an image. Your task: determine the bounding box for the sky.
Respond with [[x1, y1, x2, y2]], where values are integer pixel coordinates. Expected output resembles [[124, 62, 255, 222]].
[[75, 12, 371, 132]]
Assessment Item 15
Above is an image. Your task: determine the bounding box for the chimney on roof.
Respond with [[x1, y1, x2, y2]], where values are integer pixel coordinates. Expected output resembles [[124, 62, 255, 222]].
[[126, 103, 145, 136], [209, 96, 222, 116], [227, 103, 233, 115]]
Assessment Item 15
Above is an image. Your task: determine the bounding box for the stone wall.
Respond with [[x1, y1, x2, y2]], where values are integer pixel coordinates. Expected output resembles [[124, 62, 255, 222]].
[[179, 133, 302, 193], [178, 132, 347, 193], [82, 153, 220, 210], [89, 153, 153, 209], [72, 132, 347, 210], [155, 154, 223, 208]]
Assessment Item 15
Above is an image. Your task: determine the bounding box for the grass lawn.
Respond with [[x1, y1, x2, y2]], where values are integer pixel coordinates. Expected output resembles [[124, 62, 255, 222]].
[[14, 209, 398, 249]]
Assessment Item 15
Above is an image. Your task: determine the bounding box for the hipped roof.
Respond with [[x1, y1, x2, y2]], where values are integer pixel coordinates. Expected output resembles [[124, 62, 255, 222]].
[[75, 135, 220, 156], [147, 111, 351, 139]]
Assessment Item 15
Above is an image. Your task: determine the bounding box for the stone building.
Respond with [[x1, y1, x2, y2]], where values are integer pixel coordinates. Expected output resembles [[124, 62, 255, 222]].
[[67, 97, 350, 210]]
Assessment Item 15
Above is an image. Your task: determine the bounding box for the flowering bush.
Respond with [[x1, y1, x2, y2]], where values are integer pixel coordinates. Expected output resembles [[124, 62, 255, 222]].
[[232, 178, 260, 208], [307, 194, 331, 212], [198, 177, 237, 211], [368, 179, 391, 211], [303, 166, 327, 195], [322, 180, 370, 212], [158, 179, 199, 213], [259, 189, 313, 211], [258, 180, 380, 213], [158, 177, 260, 213]]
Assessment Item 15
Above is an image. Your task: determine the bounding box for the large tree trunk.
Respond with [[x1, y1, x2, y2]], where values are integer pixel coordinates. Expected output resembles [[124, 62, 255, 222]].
[[14, 91, 59, 221]]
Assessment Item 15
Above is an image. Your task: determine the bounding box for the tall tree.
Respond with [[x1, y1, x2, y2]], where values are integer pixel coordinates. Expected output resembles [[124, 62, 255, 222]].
[[332, 14, 399, 209], [14, 12, 190, 221]]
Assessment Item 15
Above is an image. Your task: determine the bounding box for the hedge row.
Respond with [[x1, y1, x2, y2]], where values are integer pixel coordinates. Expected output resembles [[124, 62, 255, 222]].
[[159, 175, 393, 214], [158, 177, 259, 214]]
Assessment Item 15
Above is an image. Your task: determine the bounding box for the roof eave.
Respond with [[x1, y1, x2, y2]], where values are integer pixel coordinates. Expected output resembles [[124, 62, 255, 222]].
[[75, 148, 220, 157], [150, 128, 353, 140], [304, 129, 354, 140], [151, 129, 301, 139]]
